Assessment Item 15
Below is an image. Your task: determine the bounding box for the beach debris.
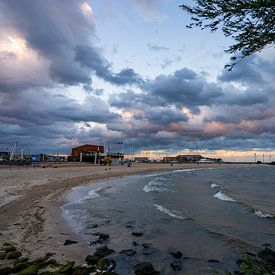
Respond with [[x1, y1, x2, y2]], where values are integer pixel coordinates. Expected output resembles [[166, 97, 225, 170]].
[[64, 239, 78, 245], [119, 249, 137, 256], [132, 232, 143, 237], [0, 251, 6, 260], [132, 241, 138, 246], [94, 246, 115, 258], [170, 260, 183, 271], [134, 262, 160, 275], [169, 251, 183, 259], [7, 250, 22, 259]]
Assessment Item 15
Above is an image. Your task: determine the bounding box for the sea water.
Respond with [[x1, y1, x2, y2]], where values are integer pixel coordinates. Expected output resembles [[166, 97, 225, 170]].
[[62, 166, 275, 274]]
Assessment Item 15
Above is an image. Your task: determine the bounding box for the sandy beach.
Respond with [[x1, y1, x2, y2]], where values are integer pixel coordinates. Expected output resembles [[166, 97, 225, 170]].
[[0, 162, 228, 265]]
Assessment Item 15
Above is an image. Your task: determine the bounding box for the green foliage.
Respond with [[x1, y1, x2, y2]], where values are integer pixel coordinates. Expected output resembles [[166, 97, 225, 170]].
[[180, 0, 275, 70]]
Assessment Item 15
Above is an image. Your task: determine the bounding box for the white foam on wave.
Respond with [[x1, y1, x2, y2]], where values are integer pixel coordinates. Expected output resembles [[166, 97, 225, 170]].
[[214, 191, 236, 202], [154, 204, 187, 221], [143, 177, 170, 193], [62, 187, 103, 209], [211, 183, 219, 188], [172, 168, 198, 173], [254, 210, 275, 218]]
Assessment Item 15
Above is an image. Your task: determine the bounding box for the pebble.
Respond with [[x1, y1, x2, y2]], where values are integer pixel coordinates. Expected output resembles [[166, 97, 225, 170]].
[[64, 239, 78, 246], [132, 232, 143, 237], [170, 251, 183, 259], [119, 249, 137, 256]]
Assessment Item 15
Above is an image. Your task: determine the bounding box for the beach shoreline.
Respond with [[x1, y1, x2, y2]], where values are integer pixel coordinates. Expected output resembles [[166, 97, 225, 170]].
[[0, 162, 253, 265]]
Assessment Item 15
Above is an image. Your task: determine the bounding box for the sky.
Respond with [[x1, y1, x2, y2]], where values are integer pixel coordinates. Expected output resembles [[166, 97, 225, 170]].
[[0, 0, 274, 161]]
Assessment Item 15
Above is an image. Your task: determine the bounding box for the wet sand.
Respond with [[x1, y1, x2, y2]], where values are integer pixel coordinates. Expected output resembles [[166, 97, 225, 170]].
[[0, 162, 249, 265]]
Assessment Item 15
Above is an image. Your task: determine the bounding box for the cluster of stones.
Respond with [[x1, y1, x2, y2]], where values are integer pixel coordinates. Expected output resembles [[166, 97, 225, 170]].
[[0, 242, 118, 275]]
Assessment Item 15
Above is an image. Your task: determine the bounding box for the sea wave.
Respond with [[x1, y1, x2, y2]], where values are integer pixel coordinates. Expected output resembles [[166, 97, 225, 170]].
[[254, 210, 275, 219], [143, 177, 169, 193], [62, 187, 103, 208], [214, 191, 236, 202], [172, 168, 198, 173], [154, 204, 187, 221], [211, 183, 219, 188]]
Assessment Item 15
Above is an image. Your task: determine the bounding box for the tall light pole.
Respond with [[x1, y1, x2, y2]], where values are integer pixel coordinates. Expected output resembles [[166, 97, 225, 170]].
[[263, 154, 265, 163], [254, 153, 256, 163]]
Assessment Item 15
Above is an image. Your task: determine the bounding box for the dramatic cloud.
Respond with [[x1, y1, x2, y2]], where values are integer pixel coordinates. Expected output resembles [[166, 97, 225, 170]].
[[0, 0, 142, 88]]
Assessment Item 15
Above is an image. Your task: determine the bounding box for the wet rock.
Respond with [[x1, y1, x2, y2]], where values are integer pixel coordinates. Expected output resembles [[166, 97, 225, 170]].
[[142, 248, 156, 256], [45, 252, 55, 257], [170, 260, 183, 271], [33, 256, 49, 265], [133, 241, 138, 246], [87, 224, 98, 229], [3, 242, 12, 246], [2, 245, 16, 252], [126, 225, 134, 228], [0, 251, 6, 260], [102, 272, 118, 275], [90, 239, 105, 246], [73, 266, 96, 275], [0, 267, 12, 275], [64, 239, 78, 246], [134, 262, 159, 275], [7, 250, 22, 259], [119, 249, 136, 256], [99, 233, 109, 241], [244, 251, 256, 257], [97, 258, 109, 271], [142, 243, 151, 249], [38, 258, 58, 269], [58, 261, 75, 273], [85, 255, 100, 265], [94, 246, 115, 258], [258, 247, 275, 265], [13, 262, 31, 273], [16, 257, 29, 263], [208, 259, 220, 263], [132, 232, 143, 237], [18, 265, 38, 275], [170, 251, 183, 259], [262, 243, 271, 247]]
